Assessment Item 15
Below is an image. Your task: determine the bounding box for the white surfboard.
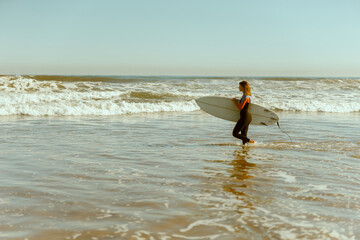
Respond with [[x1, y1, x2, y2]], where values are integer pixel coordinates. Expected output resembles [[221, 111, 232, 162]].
[[195, 96, 279, 126]]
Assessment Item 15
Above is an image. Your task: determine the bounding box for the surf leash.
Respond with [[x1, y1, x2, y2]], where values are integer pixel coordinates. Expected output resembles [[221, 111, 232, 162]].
[[277, 122, 293, 143]]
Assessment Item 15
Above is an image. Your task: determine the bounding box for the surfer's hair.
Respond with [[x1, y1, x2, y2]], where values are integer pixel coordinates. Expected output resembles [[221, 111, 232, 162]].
[[239, 81, 251, 96]]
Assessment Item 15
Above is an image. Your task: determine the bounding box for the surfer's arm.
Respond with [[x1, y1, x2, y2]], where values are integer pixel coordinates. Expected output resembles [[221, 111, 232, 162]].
[[232, 97, 249, 110]]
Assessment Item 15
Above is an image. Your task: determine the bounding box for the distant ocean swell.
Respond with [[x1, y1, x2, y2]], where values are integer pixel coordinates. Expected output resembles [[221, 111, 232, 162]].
[[0, 75, 359, 116]]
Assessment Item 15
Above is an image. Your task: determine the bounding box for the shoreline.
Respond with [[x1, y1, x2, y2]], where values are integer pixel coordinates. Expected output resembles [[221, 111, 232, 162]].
[[0, 109, 359, 119]]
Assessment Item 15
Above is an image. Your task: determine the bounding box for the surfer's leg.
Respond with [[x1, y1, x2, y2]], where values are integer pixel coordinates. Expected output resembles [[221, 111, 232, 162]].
[[232, 119, 244, 138], [233, 119, 250, 144], [240, 125, 250, 145]]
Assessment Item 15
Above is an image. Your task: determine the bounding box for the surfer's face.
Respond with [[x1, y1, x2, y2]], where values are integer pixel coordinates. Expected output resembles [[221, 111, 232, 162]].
[[239, 85, 244, 92]]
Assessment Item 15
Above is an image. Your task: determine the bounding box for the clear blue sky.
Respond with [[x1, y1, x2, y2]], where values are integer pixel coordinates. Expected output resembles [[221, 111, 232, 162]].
[[1, 0, 359, 76]]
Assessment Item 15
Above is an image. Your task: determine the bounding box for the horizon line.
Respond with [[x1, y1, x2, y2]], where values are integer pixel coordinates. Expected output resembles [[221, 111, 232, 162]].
[[1, 73, 359, 78]]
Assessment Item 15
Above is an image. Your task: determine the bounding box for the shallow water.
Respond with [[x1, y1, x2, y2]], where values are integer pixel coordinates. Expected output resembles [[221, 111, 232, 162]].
[[1, 111, 359, 240]]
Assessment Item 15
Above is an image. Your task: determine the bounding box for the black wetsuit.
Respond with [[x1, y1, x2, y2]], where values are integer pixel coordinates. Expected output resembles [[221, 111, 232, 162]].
[[232, 95, 252, 144]]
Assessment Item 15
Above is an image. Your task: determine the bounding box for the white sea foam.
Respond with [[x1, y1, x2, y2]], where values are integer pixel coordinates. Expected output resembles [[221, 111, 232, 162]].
[[0, 199, 9, 205], [172, 233, 224, 240], [270, 171, 297, 183], [180, 218, 235, 233], [1, 75, 359, 116], [0, 93, 199, 116]]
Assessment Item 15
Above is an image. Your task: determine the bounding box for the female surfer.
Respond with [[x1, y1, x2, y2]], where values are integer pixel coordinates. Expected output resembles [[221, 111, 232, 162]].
[[232, 81, 255, 144]]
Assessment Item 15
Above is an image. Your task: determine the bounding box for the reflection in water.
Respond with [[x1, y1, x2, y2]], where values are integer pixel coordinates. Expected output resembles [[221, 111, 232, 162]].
[[230, 146, 256, 181], [223, 146, 257, 212]]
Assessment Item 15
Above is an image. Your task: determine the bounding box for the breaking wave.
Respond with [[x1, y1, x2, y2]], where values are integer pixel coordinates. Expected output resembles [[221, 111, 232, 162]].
[[0, 75, 359, 116]]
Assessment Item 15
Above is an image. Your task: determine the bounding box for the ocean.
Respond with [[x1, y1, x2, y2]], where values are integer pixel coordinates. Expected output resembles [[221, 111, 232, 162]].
[[0, 75, 359, 240]]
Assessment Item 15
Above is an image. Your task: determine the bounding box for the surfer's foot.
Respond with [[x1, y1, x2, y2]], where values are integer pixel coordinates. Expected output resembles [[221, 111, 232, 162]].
[[242, 139, 255, 145]]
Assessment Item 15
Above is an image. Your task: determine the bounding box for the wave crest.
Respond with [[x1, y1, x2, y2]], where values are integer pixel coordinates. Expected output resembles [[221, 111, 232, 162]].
[[1, 75, 359, 115]]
